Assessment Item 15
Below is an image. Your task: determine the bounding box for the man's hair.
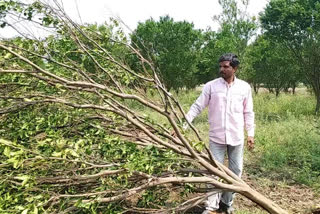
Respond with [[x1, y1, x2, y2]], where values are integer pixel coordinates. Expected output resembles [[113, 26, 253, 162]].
[[218, 53, 240, 68]]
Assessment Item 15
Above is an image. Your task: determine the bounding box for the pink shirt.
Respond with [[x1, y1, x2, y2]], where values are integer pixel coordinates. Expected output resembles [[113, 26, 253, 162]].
[[186, 77, 255, 146]]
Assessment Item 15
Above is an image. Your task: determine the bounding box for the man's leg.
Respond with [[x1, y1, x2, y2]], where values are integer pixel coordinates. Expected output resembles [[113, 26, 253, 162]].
[[204, 142, 227, 211], [220, 143, 244, 208]]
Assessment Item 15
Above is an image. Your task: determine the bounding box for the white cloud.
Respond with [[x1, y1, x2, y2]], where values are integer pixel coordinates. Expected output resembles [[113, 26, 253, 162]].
[[0, 0, 268, 38]]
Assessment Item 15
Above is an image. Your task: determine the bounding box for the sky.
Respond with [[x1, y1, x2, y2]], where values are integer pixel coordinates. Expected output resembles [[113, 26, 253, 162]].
[[0, 0, 269, 38]]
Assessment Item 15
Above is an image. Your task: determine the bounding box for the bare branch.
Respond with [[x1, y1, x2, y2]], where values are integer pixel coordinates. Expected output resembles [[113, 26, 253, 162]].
[[37, 169, 126, 184], [81, 176, 242, 204], [0, 69, 38, 73]]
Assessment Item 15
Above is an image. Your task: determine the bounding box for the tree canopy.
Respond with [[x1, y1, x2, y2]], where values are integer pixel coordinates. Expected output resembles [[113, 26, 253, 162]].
[[242, 35, 302, 95], [130, 16, 202, 91], [261, 0, 320, 111]]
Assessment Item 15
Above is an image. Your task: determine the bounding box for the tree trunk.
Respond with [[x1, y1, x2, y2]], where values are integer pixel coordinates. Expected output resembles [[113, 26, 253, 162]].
[[313, 83, 320, 114], [241, 185, 288, 214], [316, 95, 320, 114], [253, 83, 259, 94]]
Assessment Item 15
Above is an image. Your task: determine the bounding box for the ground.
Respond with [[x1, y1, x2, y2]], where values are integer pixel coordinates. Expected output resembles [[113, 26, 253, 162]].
[[234, 173, 320, 214], [185, 173, 319, 214]]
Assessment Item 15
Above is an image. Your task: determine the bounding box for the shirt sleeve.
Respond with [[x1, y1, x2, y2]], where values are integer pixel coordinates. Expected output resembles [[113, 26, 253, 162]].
[[185, 83, 211, 123], [243, 86, 255, 137]]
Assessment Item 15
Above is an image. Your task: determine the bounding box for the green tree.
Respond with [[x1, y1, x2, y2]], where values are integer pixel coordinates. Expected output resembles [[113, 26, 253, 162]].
[[198, 0, 257, 84], [130, 16, 203, 91], [242, 35, 302, 96], [214, 0, 257, 57], [260, 0, 320, 111]]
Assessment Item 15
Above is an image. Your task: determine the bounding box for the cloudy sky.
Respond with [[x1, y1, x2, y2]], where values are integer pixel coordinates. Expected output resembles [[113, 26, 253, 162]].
[[0, 0, 269, 38], [62, 0, 268, 30]]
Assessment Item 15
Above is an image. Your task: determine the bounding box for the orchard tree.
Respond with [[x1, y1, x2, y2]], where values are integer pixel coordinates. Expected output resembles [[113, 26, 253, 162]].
[[130, 16, 202, 91], [198, 0, 257, 84], [261, 0, 320, 111], [0, 1, 288, 214], [241, 35, 302, 96], [213, 0, 257, 57]]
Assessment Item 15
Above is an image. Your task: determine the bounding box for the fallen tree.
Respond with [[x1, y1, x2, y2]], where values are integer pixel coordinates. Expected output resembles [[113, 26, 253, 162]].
[[0, 1, 287, 213]]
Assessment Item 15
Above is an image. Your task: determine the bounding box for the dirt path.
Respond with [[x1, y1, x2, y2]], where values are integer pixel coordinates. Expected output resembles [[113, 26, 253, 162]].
[[233, 174, 320, 214]]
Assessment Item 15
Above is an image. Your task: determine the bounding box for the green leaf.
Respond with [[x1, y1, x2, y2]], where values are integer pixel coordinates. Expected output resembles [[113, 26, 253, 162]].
[[51, 151, 62, 157], [21, 208, 29, 214], [23, 98, 32, 102], [66, 148, 79, 158], [14, 175, 30, 186], [3, 147, 11, 157], [7, 157, 21, 169], [34, 206, 38, 214]]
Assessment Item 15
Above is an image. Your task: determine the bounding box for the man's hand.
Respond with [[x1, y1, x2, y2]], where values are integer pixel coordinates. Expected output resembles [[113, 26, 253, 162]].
[[247, 136, 254, 151], [171, 130, 177, 137], [171, 122, 189, 137]]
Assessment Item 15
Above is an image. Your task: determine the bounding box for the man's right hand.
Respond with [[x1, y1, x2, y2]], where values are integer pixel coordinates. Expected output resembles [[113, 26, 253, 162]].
[[182, 122, 189, 130], [171, 130, 177, 137], [247, 136, 255, 151]]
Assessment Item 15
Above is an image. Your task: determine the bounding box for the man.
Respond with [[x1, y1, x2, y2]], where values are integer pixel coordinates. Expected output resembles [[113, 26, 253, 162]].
[[185, 53, 255, 214]]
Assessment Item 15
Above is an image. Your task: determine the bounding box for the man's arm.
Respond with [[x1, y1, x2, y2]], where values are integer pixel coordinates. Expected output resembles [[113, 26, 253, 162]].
[[244, 86, 255, 150], [185, 83, 211, 125]]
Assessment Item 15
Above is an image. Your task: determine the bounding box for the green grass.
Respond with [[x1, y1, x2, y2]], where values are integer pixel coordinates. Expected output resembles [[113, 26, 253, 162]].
[[175, 89, 320, 189], [125, 88, 320, 189], [250, 93, 320, 188]]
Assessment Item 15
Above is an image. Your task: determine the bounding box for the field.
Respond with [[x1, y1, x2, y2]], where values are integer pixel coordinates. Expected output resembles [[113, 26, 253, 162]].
[[176, 88, 320, 213]]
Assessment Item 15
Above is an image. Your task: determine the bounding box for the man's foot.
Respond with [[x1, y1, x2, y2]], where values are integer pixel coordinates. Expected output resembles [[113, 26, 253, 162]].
[[218, 201, 235, 214], [201, 209, 221, 214]]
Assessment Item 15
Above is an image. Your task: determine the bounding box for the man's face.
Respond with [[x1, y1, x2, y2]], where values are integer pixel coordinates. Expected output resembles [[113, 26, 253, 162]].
[[219, 61, 237, 80]]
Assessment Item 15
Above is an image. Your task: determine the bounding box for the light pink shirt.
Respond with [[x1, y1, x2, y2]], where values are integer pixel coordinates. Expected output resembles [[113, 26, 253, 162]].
[[186, 77, 255, 146]]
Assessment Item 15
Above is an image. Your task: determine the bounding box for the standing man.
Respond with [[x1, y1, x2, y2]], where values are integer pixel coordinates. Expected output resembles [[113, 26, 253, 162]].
[[185, 53, 255, 214]]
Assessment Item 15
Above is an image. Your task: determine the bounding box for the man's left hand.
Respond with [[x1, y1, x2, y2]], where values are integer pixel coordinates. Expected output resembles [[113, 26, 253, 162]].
[[247, 136, 254, 151]]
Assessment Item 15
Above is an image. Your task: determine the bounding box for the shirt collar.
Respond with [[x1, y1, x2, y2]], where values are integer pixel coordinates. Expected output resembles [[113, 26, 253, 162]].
[[220, 76, 237, 86]]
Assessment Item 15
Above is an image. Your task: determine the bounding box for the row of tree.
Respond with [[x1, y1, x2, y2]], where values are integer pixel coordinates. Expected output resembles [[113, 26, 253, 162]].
[[129, 0, 256, 91], [128, 0, 320, 111], [1, 0, 319, 109]]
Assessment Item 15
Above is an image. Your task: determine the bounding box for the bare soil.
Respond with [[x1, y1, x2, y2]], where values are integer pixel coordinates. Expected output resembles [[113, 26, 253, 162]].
[[233, 173, 320, 214], [185, 173, 319, 214]]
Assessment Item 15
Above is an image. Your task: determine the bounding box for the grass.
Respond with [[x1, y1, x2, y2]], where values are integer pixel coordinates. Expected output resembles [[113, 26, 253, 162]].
[[174, 89, 320, 190], [133, 87, 320, 190], [250, 92, 320, 189]]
